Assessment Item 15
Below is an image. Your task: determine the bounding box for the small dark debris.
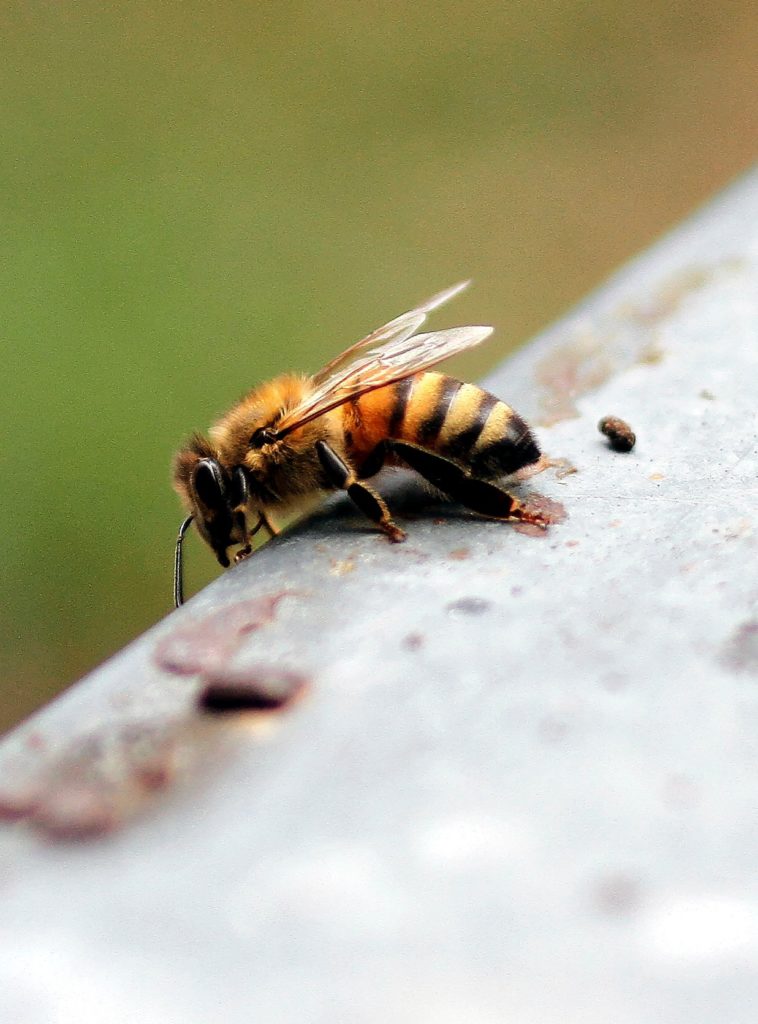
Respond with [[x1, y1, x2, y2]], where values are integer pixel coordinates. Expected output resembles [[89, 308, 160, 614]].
[[402, 633, 425, 651], [598, 415, 636, 452], [448, 548, 471, 561], [446, 597, 492, 616], [699, 388, 716, 400], [198, 667, 308, 713]]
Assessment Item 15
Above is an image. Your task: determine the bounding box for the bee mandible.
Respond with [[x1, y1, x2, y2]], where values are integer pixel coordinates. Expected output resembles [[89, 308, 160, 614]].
[[173, 282, 546, 605]]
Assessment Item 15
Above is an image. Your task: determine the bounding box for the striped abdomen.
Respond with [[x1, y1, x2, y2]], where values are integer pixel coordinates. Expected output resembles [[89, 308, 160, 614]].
[[346, 372, 540, 480]]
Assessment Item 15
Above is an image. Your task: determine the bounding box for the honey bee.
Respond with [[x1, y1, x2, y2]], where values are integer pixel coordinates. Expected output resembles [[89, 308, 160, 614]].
[[173, 282, 546, 605]]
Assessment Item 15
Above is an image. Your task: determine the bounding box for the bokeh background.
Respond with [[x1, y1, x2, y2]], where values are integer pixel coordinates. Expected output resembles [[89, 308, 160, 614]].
[[1, 1, 756, 732]]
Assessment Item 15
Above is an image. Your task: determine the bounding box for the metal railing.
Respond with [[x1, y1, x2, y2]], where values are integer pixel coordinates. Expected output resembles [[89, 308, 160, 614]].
[[1, 168, 757, 1023]]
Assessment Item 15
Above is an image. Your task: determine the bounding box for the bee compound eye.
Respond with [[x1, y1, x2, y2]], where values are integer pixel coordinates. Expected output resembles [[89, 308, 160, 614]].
[[192, 458, 227, 509], [229, 466, 249, 507]]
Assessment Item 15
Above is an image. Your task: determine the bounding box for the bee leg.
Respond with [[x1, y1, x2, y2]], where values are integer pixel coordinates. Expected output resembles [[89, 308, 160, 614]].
[[316, 440, 406, 542], [259, 510, 280, 537], [389, 441, 548, 529]]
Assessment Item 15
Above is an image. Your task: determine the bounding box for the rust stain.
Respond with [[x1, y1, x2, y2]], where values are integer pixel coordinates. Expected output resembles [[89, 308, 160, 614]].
[[513, 493, 567, 537], [534, 264, 730, 426], [448, 547, 471, 561], [329, 555, 357, 576], [0, 716, 240, 842], [535, 330, 614, 426], [542, 456, 578, 479], [620, 266, 712, 327], [154, 591, 299, 676]]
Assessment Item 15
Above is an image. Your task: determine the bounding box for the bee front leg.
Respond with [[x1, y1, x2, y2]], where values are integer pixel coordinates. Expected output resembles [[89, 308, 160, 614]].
[[315, 440, 406, 543], [259, 510, 280, 537]]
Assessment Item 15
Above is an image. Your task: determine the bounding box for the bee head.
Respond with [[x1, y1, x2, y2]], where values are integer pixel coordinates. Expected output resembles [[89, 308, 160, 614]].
[[172, 436, 252, 604]]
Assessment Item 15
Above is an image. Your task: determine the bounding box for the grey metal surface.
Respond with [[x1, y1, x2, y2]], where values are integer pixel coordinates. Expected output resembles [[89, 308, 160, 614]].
[[1, 169, 757, 1024]]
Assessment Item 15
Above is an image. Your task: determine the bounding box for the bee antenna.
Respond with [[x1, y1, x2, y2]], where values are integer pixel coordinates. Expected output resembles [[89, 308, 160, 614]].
[[174, 515, 194, 608]]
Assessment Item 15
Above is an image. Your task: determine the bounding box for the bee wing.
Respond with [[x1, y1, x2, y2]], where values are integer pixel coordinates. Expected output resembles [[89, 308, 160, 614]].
[[312, 280, 471, 385], [275, 322, 494, 437]]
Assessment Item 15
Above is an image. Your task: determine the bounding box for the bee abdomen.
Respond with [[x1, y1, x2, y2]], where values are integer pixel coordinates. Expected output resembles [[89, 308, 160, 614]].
[[393, 372, 540, 479]]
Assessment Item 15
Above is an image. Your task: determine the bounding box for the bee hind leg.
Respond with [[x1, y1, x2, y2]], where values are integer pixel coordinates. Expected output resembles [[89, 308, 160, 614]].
[[315, 440, 406, 543], [389, 441, 548, 529]]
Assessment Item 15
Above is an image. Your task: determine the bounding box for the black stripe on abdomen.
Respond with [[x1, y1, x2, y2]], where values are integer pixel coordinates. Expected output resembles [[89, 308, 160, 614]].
[[471, 411, 541, 478], [388, 377, 414, 436], [416, 376, 462, 446], [441, 390, 500, 462]]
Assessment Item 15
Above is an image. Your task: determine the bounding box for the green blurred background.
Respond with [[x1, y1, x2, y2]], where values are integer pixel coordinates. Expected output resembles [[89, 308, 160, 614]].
[[1, 1, 756, 732]]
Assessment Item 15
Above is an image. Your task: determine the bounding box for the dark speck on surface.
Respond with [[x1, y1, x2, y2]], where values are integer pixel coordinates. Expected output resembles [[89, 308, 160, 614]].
[[592, 873, 643, 916], [446, 597, 492, 616], [198, 667, 309, 713], [721, 620, 758, 675], [402, 633, 425, 651]]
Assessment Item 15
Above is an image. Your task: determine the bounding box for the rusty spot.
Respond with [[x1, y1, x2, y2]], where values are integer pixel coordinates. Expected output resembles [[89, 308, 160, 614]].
[[565, 539, 580, 548], [623, 267, 712, 327], [721, 621, 758, 676], [535, 331, 613, 425], [535, 265, 725, 426], [154, 591, 299, 676], [32, 785, 119, 840], [649, 472, 665, 481], [724, 518, 753, 541], [448, 547, 471, 561], [599, 415, 636, 452], [198, 667, 309, 713], [446, 597, 492, 616], [637, 341, 664, 365], [543, 456, 578, 479], [513, 493, 566, 536], [0, 716, 234, 841], [329, 555, 357, 576], [0, 779, 44, 821]]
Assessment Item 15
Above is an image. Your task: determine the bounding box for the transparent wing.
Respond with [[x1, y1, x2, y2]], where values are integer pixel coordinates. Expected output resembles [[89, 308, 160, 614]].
[[312, 280, 471, 385], [275, 321, 494, 437]]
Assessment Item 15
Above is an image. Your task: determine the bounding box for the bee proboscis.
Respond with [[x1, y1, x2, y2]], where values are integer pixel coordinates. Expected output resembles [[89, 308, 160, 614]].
[[173, 281, 546, 606]]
